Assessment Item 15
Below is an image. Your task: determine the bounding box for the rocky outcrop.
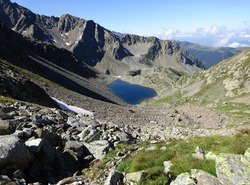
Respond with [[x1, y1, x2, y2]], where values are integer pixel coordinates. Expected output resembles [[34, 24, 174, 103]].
[[0, 135, 31, 171], [216, 148, 250, 185]]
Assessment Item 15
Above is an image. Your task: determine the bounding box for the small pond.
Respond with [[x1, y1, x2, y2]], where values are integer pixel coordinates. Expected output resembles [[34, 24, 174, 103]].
[[108, 80, 157, 105]]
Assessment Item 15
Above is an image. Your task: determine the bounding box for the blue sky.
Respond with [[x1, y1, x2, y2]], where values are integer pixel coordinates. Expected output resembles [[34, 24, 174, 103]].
[[12, 0, 250, 47]]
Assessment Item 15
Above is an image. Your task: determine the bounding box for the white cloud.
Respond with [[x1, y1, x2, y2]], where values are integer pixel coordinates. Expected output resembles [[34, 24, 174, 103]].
[[142, 25, 250, 48], [206, 25, 226, 36], [227, 42, 250, 48]]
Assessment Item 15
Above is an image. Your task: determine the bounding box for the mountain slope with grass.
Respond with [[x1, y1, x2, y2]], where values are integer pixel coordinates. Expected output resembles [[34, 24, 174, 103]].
[[0, 59, 59, 108], [156, 49, 250, 127], [177, 41, 249, 68]]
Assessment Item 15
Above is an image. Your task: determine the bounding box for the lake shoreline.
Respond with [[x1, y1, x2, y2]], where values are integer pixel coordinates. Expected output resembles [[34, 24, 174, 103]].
[[108, 80, 157, 105]]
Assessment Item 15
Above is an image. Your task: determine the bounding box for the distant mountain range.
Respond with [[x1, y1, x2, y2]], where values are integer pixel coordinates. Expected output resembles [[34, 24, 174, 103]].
[[0, 0, 205, 78], [177, 41, 249, 68]]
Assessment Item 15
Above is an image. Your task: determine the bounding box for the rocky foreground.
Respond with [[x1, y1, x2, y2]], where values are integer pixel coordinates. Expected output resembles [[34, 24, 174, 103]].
[[0, 101, 137, 184], [0, 101, 249, 185]]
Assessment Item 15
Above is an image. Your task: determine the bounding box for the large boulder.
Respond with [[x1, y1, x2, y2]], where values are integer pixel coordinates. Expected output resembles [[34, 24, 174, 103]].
[[215, 148, 250, 185], [64, 140, 89, 157], [84, 140, 110, 159], [0, 135, 31, 171], [191, 169, 220, 185], [36, 140, 55, 165]]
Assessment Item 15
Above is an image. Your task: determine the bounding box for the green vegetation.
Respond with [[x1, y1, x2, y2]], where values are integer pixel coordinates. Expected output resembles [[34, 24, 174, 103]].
[[154, 92, 183, 106], [0, 96, 17, 104], [0, 59, 81, 96], [1, 59, 61, 88], [116, 133, 250, 184]]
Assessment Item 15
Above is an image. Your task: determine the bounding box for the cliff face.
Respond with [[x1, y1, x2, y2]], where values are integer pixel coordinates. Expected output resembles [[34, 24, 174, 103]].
[[0, 0, 205, 76]]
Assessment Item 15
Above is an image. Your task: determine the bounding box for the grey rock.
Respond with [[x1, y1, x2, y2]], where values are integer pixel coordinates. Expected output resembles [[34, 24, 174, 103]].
[[192, 153, 205, 160], [115, 131, 130, 142], [25, 138, 43, 153], [15, 128, 33, 139], [67, 117, 86, 128], [125, 171, 147, 184], [37, 140, 55, 165], [163, 161, 173, 174], [78, 125, 101, 142], [0, 135, 31, 170], [0, 110, 13, 120], [104, 169, 124, 185], [84, 140, 110, 159], [216, 149, 250, 185], [191, 169, 221, 185], [145, 145, 156, 151], [0, 120, 15, 135], [205, 151, 217, 161], [170, 172, 196, 185], [0, 175, 15, 185], [40, 129, 61, 147], [195, 146, 208, 155], [64, 140, 88, 157]]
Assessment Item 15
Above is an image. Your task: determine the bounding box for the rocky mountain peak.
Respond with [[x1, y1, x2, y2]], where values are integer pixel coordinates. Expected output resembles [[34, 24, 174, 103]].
[[58, 14, 83, 33]]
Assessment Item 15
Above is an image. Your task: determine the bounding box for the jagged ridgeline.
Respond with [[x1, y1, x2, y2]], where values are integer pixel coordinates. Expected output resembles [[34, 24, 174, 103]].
[[0, 0, 206, 77]]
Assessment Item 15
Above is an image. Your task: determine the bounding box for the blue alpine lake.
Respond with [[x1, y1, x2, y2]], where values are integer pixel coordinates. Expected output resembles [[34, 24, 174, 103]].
[[108, 80, 157, 105]]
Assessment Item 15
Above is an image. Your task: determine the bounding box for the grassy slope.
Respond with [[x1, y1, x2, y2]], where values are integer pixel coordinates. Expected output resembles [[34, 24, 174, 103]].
[[152, 50, 250, 126], [93, 133, 250, 184]]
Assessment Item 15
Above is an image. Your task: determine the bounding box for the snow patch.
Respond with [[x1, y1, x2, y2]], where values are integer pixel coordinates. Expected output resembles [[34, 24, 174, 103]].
[[51, 97, 94, 117], [51, 38, 57, 43], [65, 42, 71, 46], [45, 38, 56, 43]]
